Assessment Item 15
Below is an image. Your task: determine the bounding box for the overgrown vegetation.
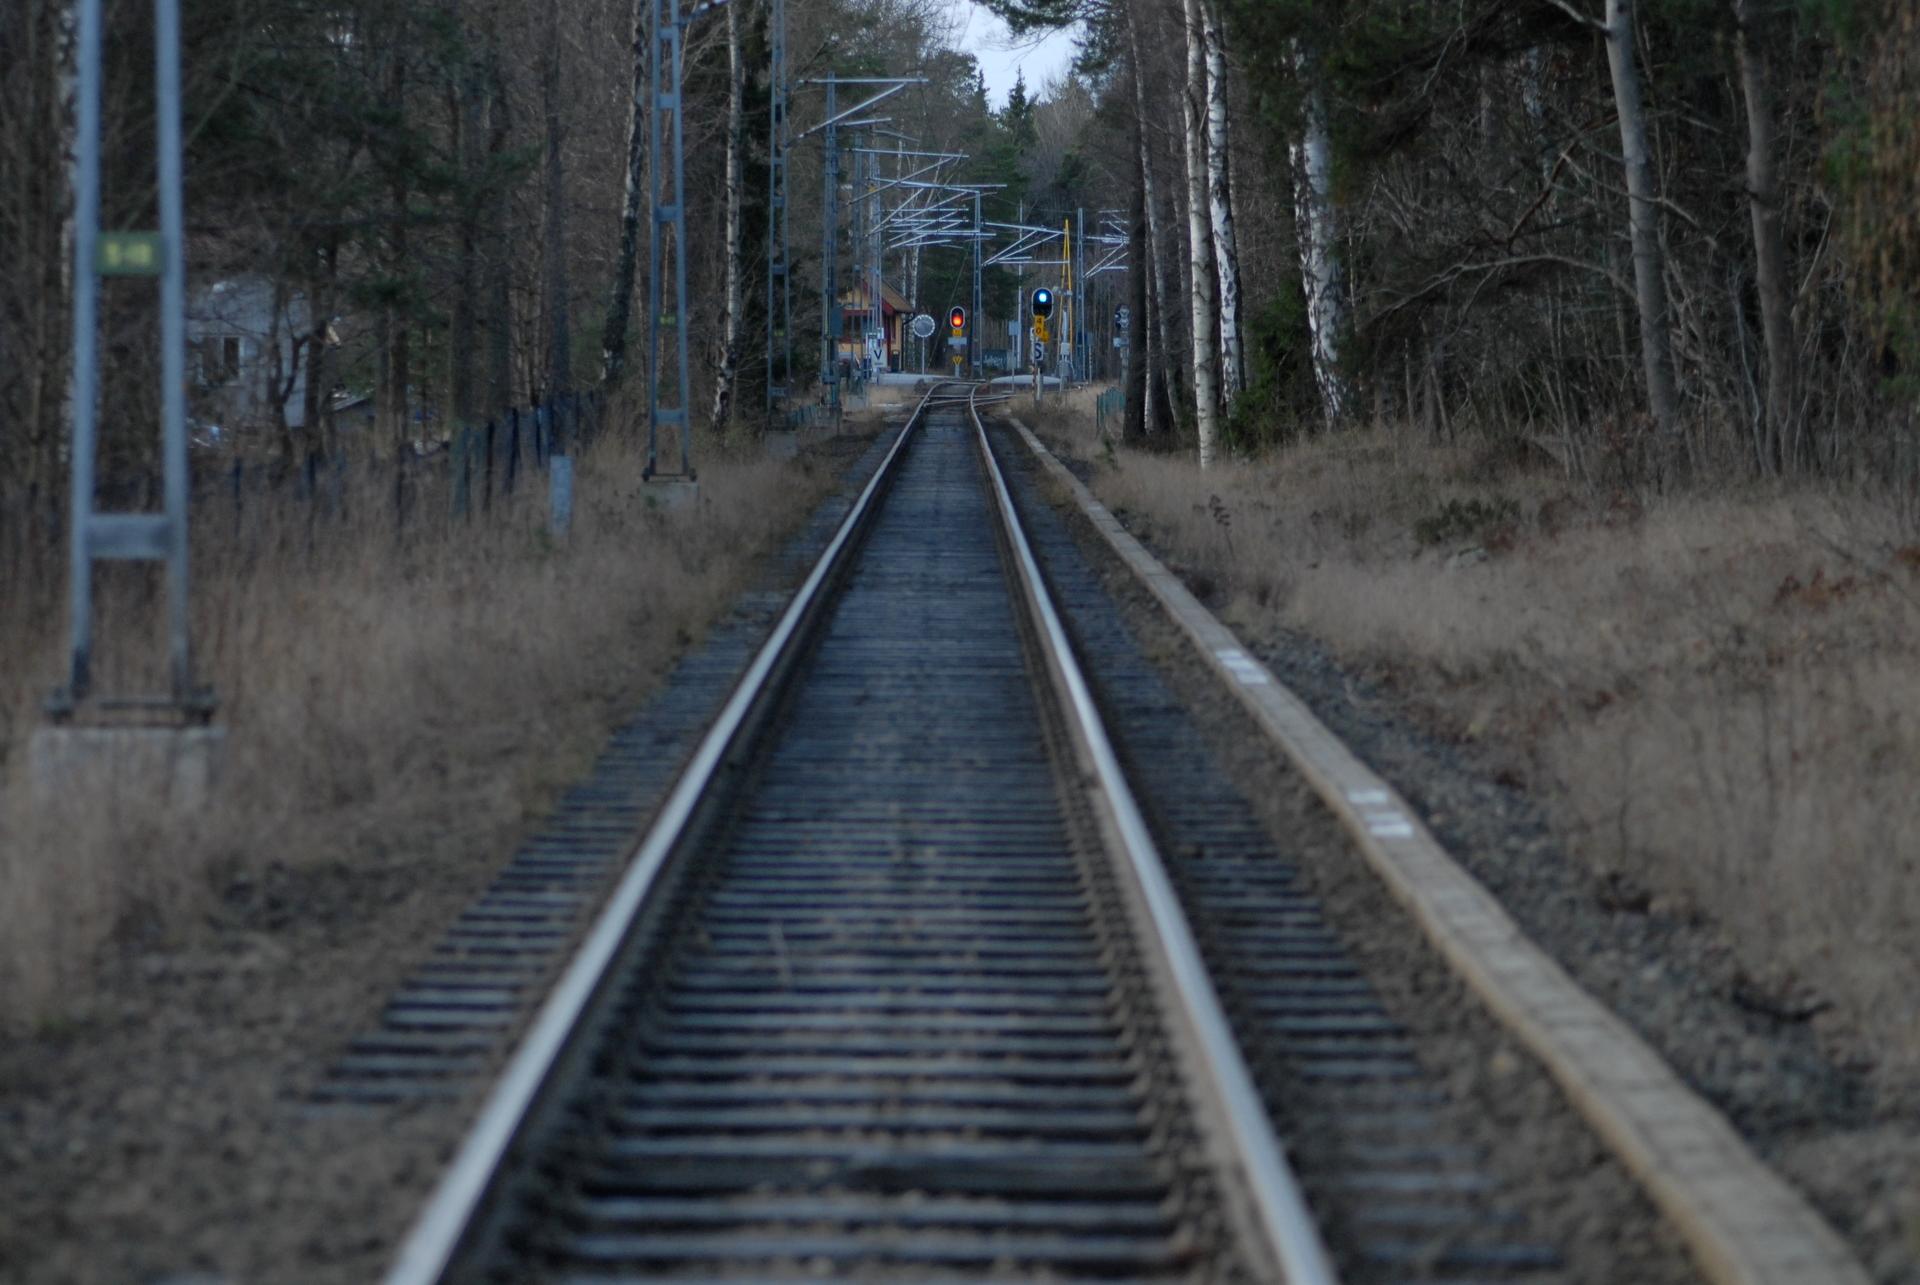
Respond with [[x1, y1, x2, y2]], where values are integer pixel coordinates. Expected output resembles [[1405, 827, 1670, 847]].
[[0, 413, 854, 1029], [1042, 404, 1920, 1076]]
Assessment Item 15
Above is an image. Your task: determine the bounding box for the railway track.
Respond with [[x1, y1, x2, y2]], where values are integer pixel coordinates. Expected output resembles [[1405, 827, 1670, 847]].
[[382, 383, 1334, 1283]]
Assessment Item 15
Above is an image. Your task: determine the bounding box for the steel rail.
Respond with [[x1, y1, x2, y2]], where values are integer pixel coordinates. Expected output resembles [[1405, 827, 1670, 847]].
[[966, 385, 1342, 1285], [381, 382, 948, 1285]]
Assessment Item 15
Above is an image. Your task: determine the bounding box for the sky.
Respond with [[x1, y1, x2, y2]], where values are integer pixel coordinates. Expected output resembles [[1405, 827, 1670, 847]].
[[945, 2, 1080, 108]]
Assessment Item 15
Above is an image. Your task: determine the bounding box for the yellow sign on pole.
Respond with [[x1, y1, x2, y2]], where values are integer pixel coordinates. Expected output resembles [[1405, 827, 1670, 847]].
[[96, 231, 163, 276]]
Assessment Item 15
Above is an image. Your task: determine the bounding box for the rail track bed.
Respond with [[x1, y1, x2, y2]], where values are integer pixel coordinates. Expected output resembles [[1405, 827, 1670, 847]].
[[489, 406, 1241, 1280], [378, 386, 1706, 1284], [986, 423, 1633, 1285]]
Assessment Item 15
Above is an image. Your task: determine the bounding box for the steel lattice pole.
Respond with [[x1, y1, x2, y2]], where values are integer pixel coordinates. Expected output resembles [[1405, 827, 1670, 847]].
[[765, 0, 789, 420]]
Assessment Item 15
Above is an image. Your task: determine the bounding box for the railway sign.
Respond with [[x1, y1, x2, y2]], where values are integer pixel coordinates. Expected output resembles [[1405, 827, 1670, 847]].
[[1115, 305, 1131, 332], [1032, 340, 1046, 366], [911, 313, 935, 340], [96, 231, 162, 276]]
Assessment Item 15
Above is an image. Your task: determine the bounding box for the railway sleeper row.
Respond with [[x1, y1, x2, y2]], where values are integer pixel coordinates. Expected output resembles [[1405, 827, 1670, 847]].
[[356, 388, 1597, 1283]]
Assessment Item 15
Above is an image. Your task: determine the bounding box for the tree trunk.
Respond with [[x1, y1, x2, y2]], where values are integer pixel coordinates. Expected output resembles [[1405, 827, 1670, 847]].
[[1604, 0, 1680, 439], [448, 68, 482, 432], [708, 0, 747, 431], [1127, 0, 1179, 435], [1202, 0, 1244, 408], [381, 42, 411, 452], [541, 0, 572, 401], [485, 51, 514, 413], [602, 0, 647, 385], [303, 234, 338, 454], [25, 0, 76, 502], [1180, 0, 1220, 465], [1289, 41, 1349, 427], [1125, 117, 1149, 444], [1733, 0, 1796, 472]]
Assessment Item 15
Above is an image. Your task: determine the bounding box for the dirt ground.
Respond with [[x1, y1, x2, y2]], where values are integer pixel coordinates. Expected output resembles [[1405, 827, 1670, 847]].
[[0, 425, 886, 1285]]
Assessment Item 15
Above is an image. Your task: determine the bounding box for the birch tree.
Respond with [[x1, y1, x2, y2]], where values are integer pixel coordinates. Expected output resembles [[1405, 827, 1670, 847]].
[[1289, 40, 1348, 426], [1180, 0, 1221, 465], [1202, 0, 1244, 406]]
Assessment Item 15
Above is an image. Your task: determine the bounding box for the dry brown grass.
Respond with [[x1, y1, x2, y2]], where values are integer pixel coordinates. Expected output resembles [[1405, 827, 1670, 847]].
[[1035, 407, 1920, 1078], [0, 419, 850, 1028]]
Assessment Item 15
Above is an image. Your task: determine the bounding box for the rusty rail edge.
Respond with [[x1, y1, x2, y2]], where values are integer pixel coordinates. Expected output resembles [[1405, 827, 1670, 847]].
[[1002, 414, 1869, 1285]]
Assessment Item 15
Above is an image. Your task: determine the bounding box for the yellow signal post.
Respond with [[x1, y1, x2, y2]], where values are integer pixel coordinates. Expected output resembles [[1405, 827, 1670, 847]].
[[1062, 218, 1073, 385]]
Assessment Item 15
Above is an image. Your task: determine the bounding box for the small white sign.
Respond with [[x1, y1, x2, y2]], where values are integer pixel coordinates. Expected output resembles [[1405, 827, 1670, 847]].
[[911, 313, 936, 340]]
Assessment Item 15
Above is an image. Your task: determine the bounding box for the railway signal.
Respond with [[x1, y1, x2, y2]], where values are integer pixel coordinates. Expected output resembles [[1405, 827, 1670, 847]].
[[948, 306, 967, 372], [1031, 288, 1053, 345]]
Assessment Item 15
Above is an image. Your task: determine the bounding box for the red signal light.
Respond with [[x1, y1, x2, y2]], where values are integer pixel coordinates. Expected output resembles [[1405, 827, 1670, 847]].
[[948, 306, 967, 332]]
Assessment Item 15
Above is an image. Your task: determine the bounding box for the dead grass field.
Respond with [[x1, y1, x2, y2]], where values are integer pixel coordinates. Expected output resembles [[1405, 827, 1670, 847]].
[[1036, 397, 1920, 1081], [0, 416, 848, 1030]]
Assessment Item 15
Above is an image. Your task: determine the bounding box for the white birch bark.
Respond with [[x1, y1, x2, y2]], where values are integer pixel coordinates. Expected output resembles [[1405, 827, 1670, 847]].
[[1181, 0, 1221, 467], [1604, 0, 1679, 435], [1202, 0, 1244, 407], [1289, 42, 1349, 425]]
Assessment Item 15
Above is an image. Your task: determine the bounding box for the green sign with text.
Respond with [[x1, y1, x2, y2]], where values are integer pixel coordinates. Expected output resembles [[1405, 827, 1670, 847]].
[[96, 232, 163, 276]]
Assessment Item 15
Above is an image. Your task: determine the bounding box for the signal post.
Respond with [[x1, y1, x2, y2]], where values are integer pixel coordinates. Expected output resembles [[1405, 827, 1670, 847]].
[[1030, 287, 1055, 405], [948, 306, 968, 377]]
